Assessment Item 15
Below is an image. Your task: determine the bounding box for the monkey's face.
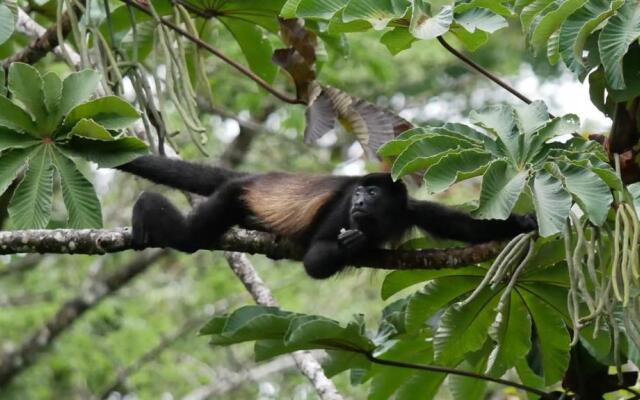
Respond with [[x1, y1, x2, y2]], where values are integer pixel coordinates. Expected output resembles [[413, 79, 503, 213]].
[[351, 185, 381, 220]]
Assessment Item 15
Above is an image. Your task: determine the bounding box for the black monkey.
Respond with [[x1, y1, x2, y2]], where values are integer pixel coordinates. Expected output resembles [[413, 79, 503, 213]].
[[117, 155, 537, 279]]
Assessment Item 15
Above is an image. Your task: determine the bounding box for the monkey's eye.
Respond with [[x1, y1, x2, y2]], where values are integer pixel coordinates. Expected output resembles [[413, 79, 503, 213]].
[[368, 188, 378, 196]]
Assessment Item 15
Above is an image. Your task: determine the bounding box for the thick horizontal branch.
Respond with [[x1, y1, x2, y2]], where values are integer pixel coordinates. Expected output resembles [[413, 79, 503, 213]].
[[0, 228, 506, 270]]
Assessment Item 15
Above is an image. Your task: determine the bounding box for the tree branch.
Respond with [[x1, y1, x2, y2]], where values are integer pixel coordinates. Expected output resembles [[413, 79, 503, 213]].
[[0, 228, 507, 271], [0, 250, 168, 387], [2, 2, 86, 69]]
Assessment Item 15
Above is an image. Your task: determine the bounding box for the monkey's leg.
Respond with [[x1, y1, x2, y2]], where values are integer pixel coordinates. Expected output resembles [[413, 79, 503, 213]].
[[132, 183, 246, 252]]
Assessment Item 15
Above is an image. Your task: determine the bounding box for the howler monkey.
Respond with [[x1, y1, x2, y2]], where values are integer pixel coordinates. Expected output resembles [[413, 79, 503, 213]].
[[117, 155, 537, 279]]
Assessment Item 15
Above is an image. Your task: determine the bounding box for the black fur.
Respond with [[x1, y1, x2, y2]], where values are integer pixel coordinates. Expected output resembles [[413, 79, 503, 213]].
[[118, 155, 537, 279]]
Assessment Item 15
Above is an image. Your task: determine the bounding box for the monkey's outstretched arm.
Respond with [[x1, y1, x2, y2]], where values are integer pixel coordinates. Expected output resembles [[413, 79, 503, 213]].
[[117, 155, 246, 195], [408, 200, 537, 243]]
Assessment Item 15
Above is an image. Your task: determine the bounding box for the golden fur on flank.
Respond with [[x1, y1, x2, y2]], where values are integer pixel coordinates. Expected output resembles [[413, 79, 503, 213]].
[[243, 173, 343, 236]]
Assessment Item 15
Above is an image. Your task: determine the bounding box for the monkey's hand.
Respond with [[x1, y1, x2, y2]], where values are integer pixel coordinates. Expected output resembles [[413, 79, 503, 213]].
[[338, 228, 368, 253]]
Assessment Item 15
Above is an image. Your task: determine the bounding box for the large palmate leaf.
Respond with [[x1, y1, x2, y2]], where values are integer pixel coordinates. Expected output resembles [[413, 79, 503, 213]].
[[381, 101, 612, 237], [0, 65, 144, 228], [51, 148, 102, 228], [598, 0, 640, 89], [8, 146, 54, 229]]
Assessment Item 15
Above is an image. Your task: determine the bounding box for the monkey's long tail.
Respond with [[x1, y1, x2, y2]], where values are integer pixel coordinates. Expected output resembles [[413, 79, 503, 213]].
[[117, 155, 246, 196]]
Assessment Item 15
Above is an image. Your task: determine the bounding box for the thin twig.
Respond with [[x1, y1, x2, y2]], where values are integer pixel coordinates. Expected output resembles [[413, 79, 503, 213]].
[[437, 36, 535, 107], [364, 352, 553, 399]]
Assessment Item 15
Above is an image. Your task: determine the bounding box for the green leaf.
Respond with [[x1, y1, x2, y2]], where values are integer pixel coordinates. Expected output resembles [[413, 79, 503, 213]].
[[471, 104, 521, 162], [434, 287, 500, 365], [454, 0, 513, 17], [57, 70, 101, 120], [514, 100, 550, 136], [520, 0, 554, 35], [448, 347, 490, 400], [0, 96, 38, 136], [474, 160, 529, 220], [556, 163, 612, 226], [201, 306, 294, 344], [410, 1, 453, 39], [280, 0, 303, 17], [64, 96, 140, 130], [515, 359, 545, 400], [455, 8, 508, 33], [598, 0, 640, 90], [59, 136, 148, 168], [41, 72, 63, 131], [486, 292, 532, 377], [530, 0, 587, 49], [405, 276, 481, 332], [377, 127, 433, 157], [371, 338, 438, 399], [285, 316, 373, 350], [8, 145, 54, 229], [323, 350, 370, 377], [42, 72, 63, 113], [531, 170, 571, 237], [51, 148, 102, 228], [8, 63, 47, 126], [295, 0, 347, 18], [0, 147, 34, 197], [518, 290, 570, 385], [0, 4, 14, 45], [391, 135, 477, 180], [0, 129, 39, 152], [424, 149, 492, 193], [380, 27, 417, 55], [343, 0, 409, 30], [220, 18, 277, 84], [559, 0, 623, 77], [450, 23, 490, 51], [547, 29, 561, 64], [381, 267, 486, 300], [69, 119, 113, 140]]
